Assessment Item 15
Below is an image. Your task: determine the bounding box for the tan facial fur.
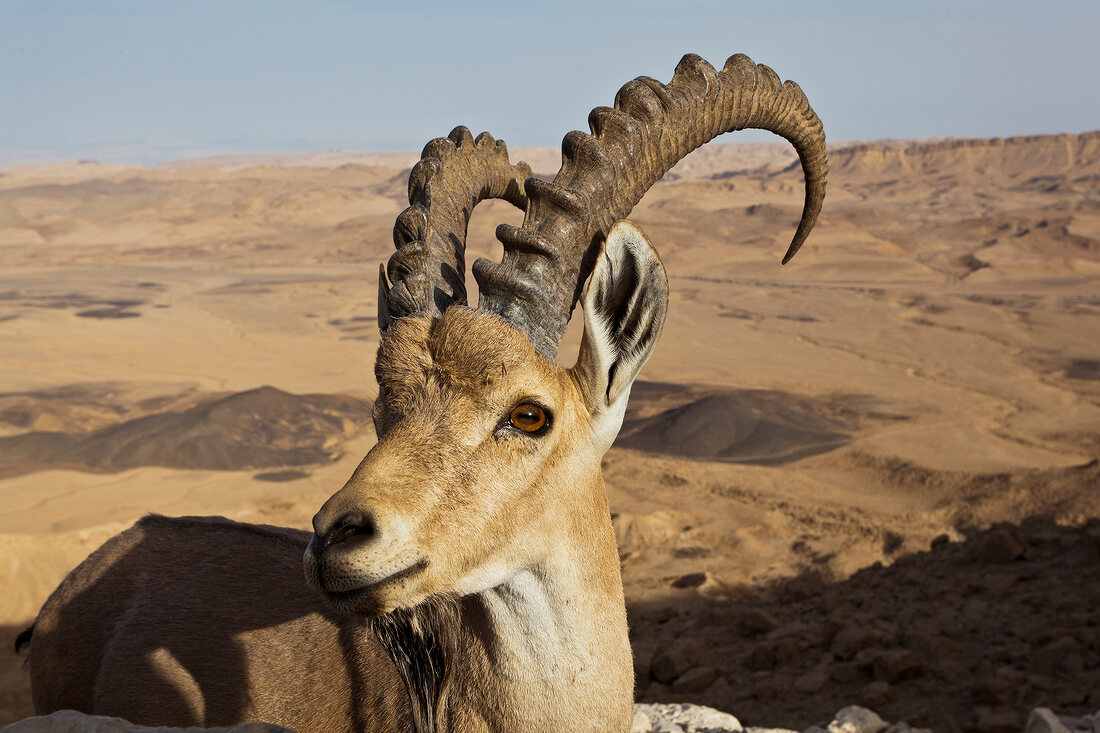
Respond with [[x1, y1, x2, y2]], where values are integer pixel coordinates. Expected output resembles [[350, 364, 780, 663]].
[[305, 307, 607, 617]]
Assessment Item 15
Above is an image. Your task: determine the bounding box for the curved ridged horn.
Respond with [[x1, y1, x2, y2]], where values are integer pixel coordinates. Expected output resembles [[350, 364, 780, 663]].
[[379, 126, 533, 329], [473, 53, 828, 359]]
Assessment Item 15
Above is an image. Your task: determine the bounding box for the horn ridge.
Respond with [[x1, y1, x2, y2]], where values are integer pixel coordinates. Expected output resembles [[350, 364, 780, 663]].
[[473, 52, 828, 359], [380, 125, 533, 324]]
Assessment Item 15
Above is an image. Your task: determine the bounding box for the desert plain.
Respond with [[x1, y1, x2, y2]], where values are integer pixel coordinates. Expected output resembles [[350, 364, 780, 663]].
[[0, 131, 1098, 731]]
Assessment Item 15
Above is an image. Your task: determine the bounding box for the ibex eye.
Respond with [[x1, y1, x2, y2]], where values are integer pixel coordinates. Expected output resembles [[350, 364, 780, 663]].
[[509, 403, 548, 434]]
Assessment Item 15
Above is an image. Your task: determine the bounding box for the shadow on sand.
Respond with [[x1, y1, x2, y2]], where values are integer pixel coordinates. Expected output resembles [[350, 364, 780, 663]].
[[627, 515, 1100, 732]]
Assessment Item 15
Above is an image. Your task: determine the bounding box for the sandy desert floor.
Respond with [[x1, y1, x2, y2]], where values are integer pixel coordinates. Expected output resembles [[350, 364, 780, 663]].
[[0, 131, 1098, 731]]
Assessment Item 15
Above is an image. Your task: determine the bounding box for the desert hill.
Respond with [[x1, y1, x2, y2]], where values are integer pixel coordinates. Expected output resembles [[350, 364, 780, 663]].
[[0, 130, 1098, 729], [0, 386, 370, 477], [617, 387, 852, 465]]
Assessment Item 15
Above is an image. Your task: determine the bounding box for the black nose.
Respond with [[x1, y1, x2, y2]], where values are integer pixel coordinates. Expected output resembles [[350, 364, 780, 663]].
[[318, 511, 376, 549]]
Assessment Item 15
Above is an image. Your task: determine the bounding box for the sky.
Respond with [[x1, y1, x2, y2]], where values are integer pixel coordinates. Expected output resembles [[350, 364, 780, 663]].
[[1, 0, 1098, 166]]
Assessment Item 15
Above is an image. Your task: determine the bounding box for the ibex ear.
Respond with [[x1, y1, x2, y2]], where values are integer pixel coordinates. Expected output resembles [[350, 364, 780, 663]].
[[573, 220, 668, 450]]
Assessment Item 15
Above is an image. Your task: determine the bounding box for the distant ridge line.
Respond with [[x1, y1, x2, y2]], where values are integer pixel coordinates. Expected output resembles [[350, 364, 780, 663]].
[[832, 129, 1100, 157], [159, 130, 1100, 180], [5, 130, 1098, 184], [785, 129, 1100, 184]]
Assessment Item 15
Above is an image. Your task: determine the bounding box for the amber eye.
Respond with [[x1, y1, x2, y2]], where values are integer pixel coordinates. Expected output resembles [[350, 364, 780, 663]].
[[509, 403, 547, 433]]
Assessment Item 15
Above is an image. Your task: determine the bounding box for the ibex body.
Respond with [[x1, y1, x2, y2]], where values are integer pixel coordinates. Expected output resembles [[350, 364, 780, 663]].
[[24, 54, 827, 732]]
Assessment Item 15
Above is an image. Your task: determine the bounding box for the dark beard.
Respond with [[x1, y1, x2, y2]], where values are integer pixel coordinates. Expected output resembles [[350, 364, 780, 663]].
[[370, 595, 461, 733]]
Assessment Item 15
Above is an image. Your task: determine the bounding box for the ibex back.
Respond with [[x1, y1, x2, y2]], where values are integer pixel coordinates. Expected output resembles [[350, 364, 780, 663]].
[[24, 53, 827, 732]]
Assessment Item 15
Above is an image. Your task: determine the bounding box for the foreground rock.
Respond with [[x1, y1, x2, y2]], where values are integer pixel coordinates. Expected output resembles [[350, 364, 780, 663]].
[[630, 703, 920, 733], [631, 703, 1100, 733], [633, 702, 747, 732], [0, 711, 291, 732]]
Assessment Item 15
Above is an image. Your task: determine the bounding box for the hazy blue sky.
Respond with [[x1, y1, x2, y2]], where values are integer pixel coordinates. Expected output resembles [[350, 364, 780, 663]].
[[2, 0, 1097, 166]]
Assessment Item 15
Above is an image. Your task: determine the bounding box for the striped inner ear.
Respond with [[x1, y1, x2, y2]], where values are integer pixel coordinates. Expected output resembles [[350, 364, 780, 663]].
[[582, 220, 669, 409]]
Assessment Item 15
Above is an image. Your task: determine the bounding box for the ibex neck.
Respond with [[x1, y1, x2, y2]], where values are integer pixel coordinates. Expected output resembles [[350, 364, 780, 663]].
[[448, 503, 633, 732]]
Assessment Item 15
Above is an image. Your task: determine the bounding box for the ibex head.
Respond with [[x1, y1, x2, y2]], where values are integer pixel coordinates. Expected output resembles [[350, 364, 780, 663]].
[[303, 53, 827, 622]]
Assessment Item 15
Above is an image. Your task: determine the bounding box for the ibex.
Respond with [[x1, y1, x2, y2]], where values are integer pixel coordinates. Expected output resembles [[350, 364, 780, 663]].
[[22, 54, 826, 732]]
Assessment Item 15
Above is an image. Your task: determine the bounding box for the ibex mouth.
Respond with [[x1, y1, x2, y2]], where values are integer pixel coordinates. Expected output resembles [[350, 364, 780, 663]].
[[320, 559, 430, 616]]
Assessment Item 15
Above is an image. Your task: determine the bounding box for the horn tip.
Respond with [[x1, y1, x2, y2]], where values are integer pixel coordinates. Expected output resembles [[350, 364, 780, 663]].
[[781, 238, 806, 265]]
